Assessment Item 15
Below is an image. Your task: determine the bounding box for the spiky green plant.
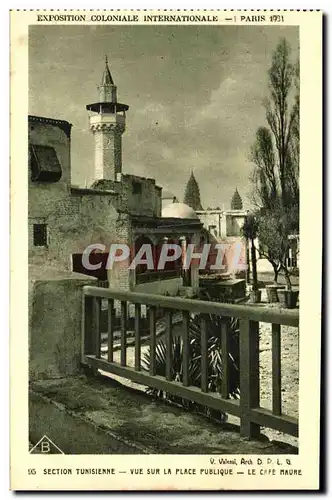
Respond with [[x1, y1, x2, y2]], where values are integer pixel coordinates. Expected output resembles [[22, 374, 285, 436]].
[[141, 311, 240, 421]]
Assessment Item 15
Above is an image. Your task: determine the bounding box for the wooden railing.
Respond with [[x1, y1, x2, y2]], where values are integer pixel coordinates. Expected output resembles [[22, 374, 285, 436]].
[[97, 280, 109, 288], [81, 286, 299, 440]]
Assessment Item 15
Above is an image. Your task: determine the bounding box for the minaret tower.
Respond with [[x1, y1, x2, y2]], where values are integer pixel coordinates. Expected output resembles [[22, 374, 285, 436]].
[[86, 57, 129, 181]]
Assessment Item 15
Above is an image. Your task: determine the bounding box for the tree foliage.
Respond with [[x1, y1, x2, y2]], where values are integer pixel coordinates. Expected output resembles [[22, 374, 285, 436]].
[[251, 38, 299, 216], [249, 38, 299, 286], [257, 205, 298, 289], [183, 171, 203, 210], [231, 188, 243, 210]]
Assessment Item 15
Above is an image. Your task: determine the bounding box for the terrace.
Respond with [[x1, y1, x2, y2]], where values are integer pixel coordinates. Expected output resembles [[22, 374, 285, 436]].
[[29, 273, 299, 454], [82, 287, 298, 440]]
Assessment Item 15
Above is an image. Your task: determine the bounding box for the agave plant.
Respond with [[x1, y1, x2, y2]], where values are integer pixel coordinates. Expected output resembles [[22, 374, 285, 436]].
[[141, 308, 240, 420], [188, 313, 240, 397], [142, 335, 184, 401]]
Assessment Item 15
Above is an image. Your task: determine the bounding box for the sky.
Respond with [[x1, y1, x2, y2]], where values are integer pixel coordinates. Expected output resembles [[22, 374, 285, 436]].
[[29, 25, 299, 209]]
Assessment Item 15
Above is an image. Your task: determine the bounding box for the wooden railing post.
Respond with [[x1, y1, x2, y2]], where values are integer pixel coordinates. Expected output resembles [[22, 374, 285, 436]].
[[120, 301, 127, 367], [182, 311, 190, 387], [107, 299, 114, 363], [272, 324, 282, 415], [220, 319, 230, 399], [165, 310, 173, 381], [149, 307, 157, 376], [200, 316, 208, 393], [81, 295, 95, 360], [239, 319, 260, 439], [135, 304, 141, 371], [94, 297, 102, 359]]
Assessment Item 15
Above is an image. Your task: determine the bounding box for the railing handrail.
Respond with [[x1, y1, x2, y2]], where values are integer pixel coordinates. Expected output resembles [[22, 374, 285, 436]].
[[83, 285, 299, 327]]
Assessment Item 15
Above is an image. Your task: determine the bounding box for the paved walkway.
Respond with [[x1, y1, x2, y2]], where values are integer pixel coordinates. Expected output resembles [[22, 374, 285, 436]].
[[30, 375, 297, 455]]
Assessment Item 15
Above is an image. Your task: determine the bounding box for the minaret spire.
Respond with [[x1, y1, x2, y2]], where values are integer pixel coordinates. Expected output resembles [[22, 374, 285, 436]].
[[87, 57, 128, 111], [97, 56, 116, 100], [86, 58, 129, 182], [101, 55, 114, 87]]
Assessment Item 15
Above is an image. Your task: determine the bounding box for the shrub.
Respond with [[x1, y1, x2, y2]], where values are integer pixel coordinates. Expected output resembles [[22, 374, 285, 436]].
[[141, 310, 240, 422]]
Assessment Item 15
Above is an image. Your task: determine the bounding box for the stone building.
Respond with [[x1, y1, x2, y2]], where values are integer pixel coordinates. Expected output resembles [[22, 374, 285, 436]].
[[196, 207, 249, 241], [160, 188, 249, 276], [194, 190, 248, 275], [28, 58, 202, 296]]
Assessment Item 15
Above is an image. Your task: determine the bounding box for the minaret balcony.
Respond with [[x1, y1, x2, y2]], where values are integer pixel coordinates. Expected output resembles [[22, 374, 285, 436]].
[[86, 102, 129, 114]]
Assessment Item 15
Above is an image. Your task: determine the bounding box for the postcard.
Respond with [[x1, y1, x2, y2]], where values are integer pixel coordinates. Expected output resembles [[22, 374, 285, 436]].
[[10, 9, 322, 490]]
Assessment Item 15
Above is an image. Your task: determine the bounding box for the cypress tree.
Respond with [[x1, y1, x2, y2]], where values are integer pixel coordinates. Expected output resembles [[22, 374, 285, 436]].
[[183, 171, 203, 210], [231, 188, 243, 210]]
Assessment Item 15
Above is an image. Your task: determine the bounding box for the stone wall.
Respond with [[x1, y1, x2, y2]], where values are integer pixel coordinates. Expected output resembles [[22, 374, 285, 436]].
[[117, 174, 162, 217], [197, 210, 248, 239], [29, 265, 96, 380], [29, 117, 72, 187], [29, 190, 120, 271], [29, 118, 73, 269], [196, 211, 227, 239], [28, 117, 162, 276], [107, 212, 134, 291], [28, 117, 124, 272]]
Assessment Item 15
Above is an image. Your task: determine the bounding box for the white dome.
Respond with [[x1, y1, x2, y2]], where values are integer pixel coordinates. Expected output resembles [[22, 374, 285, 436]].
[[162, 202, 199, 219]]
